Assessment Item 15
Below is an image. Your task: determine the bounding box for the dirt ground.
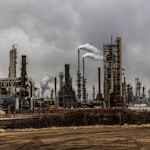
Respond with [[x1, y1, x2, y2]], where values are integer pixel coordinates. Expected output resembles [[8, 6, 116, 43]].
[[0, 125, 150, 150]]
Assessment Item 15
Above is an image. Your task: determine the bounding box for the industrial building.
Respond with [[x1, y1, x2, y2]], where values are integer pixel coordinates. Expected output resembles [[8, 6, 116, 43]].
[[1, 36, 150, 115], [103, 37, 123, 107], [0, 45, 35, 113], [58, 64, 77, 108]]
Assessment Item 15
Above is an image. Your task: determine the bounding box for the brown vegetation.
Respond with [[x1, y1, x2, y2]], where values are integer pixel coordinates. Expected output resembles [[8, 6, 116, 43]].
[[0, 108, 150, 129]]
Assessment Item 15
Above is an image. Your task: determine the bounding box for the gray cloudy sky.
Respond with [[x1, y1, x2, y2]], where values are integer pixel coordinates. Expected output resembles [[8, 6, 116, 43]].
[[0, 0, 150, 97]]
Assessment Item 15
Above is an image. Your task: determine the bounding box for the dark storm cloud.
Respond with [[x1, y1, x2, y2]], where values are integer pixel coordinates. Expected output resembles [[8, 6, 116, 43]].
[[0, 0, 150, 96]]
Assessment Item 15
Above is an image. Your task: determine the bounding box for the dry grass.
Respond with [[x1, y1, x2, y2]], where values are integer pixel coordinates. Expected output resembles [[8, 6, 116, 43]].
[[1, 124, 150, 134], [0, 124, 150, 149], [0, 129, 6, 133]]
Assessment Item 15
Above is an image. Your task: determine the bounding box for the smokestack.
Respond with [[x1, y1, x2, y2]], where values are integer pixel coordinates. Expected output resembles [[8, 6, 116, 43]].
[[21, 55, 27, 78], [116, 37, 122, 96], [82, 58, 86, 101], [98, 67, 101, 99], [83, 58, 85, 78], [65, 64, 70, 86], [21, 55, 27, 87], [77, 49, 81, 101], [9, 45, 17, 78], [143, 86, 145, 98], [54, 77, 57, 98], [93, 85, 95, 100], [51, 88, 54, 99]]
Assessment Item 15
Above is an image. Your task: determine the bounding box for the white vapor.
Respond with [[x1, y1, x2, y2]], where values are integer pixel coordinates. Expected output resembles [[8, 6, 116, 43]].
[[40, 74, 54, 97], [78, 43, 101, 55], [83, 52, 103, 60]]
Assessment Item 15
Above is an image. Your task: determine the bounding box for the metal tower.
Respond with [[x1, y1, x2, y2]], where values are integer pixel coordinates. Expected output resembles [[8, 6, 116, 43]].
[[9, 45, 17, 78], [103, 37, 123, 107], [20, 55, 27, 87], [58, 64, 77, 108]]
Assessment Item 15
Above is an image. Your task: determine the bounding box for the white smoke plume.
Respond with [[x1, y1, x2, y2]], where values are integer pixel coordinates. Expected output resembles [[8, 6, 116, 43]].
[[83, 52, 103, 60], [78, 43, 101, 55], [40, 74, 54, 97]]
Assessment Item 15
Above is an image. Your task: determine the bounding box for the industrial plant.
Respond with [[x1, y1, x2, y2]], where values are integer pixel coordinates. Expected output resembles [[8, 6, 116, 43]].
[[0, 37, 150, 119]]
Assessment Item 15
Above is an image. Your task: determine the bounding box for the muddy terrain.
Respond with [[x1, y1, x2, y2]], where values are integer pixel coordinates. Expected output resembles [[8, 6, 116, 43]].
[[0, 125, 150, 150]]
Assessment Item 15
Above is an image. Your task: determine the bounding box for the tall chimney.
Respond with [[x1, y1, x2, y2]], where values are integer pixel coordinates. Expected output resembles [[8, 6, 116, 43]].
[[65, 64, 70, 86], [21, 55, 27, 77], [77, 49, 81, 101], [21, 55, 27, 87], [98, 67, 101, 99], [93, 85, 95, 100], [116, 37, 122, 96], [54, 77, 57, 98], [82, 58, 86, 101], [9, 45, 17, 78]]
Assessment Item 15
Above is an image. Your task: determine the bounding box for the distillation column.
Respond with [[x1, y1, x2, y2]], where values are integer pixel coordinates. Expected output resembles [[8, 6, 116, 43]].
[[20, 55, 27, 87], [117, 37, 122, 97], [9, 45, 17, 78], [103, 37, 123, 107]]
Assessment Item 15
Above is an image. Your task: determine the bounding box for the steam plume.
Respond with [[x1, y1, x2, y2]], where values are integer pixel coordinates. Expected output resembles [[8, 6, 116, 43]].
[[78, 43, 101, 55], [83, 52, 103, 60], [40, 74, 54, 97]]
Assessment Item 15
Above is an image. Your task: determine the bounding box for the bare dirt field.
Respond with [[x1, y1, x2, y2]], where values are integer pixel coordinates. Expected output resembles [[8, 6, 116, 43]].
[[0, 125, 150, 150]]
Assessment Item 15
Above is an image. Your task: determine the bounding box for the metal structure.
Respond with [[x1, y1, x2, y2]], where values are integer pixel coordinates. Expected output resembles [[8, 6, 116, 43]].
[[0, 48, 35, 113], [134, 78, 146, 104], [8, 45, 17, 94], [82, 58, 87, 102], [92, 85, 95, 100], [103, 37, 123, 107], [54, 77, 57, 98], [20, 55, 27, 88], [9, 45, 17, 78], [126, 84, 133, 103], [135, 78, 142, 100], [77, 49, 81, 101], [96, 67, 101, 100], [58, 64, 77, 108]]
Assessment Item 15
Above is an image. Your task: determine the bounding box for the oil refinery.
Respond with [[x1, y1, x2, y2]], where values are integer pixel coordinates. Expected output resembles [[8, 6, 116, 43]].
[[0, 37, 150, 116]]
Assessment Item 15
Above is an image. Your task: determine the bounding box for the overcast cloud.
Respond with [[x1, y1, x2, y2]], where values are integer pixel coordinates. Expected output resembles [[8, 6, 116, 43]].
[[0, 0, 150, 97]]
